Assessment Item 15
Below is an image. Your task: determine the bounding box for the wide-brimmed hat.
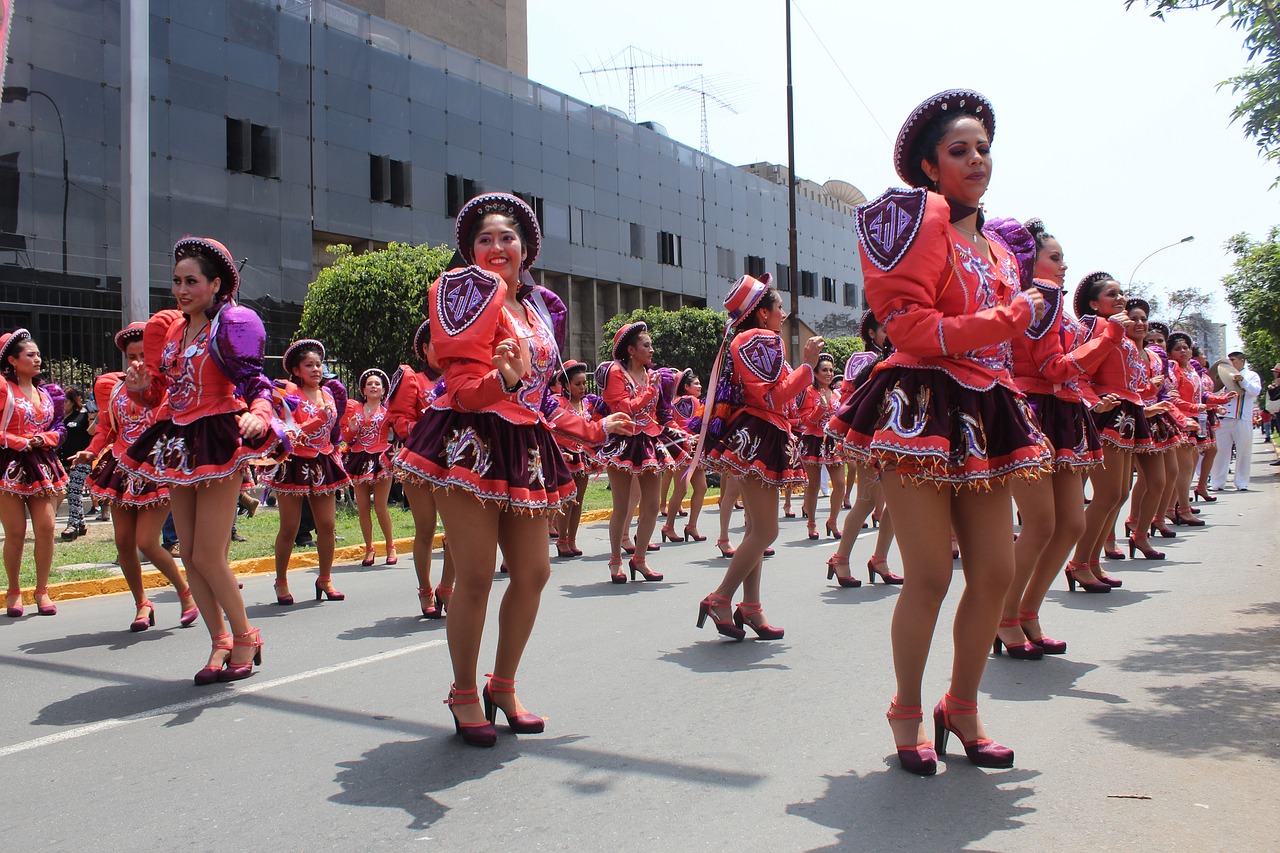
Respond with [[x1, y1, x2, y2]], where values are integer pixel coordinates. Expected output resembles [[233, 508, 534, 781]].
[[561, 359, 587, 379], [611, 322, 648, 363], [454, 192, 541, 270], [358, 368, 390, 395], [893, 89, 996, 188], [0, 328, 31, 367], [413, 319, 431, 361], [1211, 359, 1243, 393], [113, 322, 146, 352], [1073, 271, 1117, 318], [725, 273, 774, 330], [283, 338, 325, 373], [857, 309, 880, 348], [173, 236, 240, 303]]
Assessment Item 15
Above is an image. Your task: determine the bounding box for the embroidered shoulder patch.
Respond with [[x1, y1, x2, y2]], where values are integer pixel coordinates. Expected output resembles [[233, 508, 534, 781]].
[[673, 397, 696, 420], [1025, 284, 1063, 341], [1077, 314, 1098, 338], [855, 187, 928, 272], [843, 351, 877, 381], [387, 366, 406, 402], [435, 266, 500, 338], [738, 334, 783, 383]]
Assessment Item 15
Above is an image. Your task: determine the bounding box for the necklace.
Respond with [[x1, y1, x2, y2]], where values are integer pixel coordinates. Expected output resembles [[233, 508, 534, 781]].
[[954, 223, 982, 243], [181, 320, 210, 357]]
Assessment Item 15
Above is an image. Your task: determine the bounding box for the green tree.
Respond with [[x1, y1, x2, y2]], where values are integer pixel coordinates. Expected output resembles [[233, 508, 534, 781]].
[[599, 306, 725, 381], [822, 336, 865, 372], [298, 242, 454, 377], [1222, 227, 1280, 381], [1127, 1, 1280, 184]]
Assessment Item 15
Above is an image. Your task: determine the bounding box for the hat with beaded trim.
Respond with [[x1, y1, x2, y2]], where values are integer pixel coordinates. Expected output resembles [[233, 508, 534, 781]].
[[611, 322, 649, 364], [283, 338, 325, 374], [1147, 320, 1170, 340], [1125, 298, 1152, 319], [1073, 271, 1118, 318], [173, 236, 240, 304], [1167, 330, 1193, 351], [893, 89, 995, 189], [724, 273, 774, 331], [113, 322, 146, 352], [358, 367, 390, 396], [412, 319, 432, 362], [454, 192, 542, 270], [0, 327, 32, 368]]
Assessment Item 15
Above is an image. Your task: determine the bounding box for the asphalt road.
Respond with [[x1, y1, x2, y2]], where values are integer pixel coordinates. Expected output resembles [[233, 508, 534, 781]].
[[2, 437, 1278, 851]]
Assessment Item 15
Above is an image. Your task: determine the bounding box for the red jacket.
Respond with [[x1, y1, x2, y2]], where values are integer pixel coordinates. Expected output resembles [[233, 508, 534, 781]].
[[724, 328, 813, 434], [1011, 280, 1122, 402]]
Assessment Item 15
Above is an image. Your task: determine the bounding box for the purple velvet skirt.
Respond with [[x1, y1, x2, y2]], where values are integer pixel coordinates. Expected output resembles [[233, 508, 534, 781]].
[[1025, 393, 1103, 470], [270, 452, 351, 495], [122, 412, 277, 486], [598, 427, 689, 474], [705, 413, 805, 487], [0, 446, 67, 497], [344, 449, 393, 485], [89, 451, 168, 507]]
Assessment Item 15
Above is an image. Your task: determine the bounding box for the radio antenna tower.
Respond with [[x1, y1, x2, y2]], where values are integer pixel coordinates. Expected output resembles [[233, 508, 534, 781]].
[[648, 74, 749, 155], [579, 46, 701, 122]]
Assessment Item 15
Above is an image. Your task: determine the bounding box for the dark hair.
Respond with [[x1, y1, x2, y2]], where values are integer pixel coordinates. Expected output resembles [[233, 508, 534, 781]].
[[734, 288, 782, 332], [285, 343, 324, 381], [469, 210, 525, 248], [1, 337, 41, 385], [66, 386, 84, 411], [616, 324, 649, 367], [677, 369, 698, 396], [1025, 218, 1055, 252], [910, 112, 972, 191], [1167, 331, 1193, 351], [1078, 275, 1119, 316], [173, 243, 227, 299], [813, 353, 835, 388], [562, 362, 588, 386], [1228, 351, 1245, 359]]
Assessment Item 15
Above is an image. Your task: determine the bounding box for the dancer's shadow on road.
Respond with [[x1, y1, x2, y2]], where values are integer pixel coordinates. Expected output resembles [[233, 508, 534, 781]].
[[558, 580, 683, 599], [818, 584, 897, 606], [787, 764, 1039, 851], [337, 615, 444, 641], [32, 679, 231, 728], [984, 656, 1125, 705], [1045, 588, 1162, 612], [658, 639, 791, 672], [16, 628, 179, 655]]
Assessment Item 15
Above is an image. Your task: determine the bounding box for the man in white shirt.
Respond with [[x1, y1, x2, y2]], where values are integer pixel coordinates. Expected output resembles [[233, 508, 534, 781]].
[[1209, 352, 1264, 491]]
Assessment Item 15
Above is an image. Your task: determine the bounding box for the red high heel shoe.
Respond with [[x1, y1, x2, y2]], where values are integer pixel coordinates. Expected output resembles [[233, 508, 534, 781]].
[[783, 508, 796, 518], [274, 579, 294, 606], [1128, 533, 1165, 560], [315, 576, 346, 601], [360, 547, 377, 567], [1150, 520, 1176, 539], [483, 674, 545, 733], [608, 556, 626, 584], [660, 525, 682, 543], [385, 545, 398, 565], [130, 599, 156, 633], [871, 509, 882, 528], [1175, 504, 1205, 527], [933, 693, 1014, 768], [763, 547, 776, 557], [696, 592, 745, 640], [824, 521, 842, 540], [806, 520, 819, 540], [33, 586, 57, 616], [1065, 561, 1111, 593], [886, 698, 937, 776], [444, 684, 497, 747], [683, 527, 706, 542], [628, 557, 663, 582], [434, 585, 453, 615], [555, 538, 576, 558], [867, 556, 904, 585], [621, 537, 636, 555], [1193, 486, 1216, 503], [1018, 610, 1067, 654], [218, 627, 263, 682], [715, 538, 735, 558], [193, 633, 233, 685], [418, 586, 443, 619], [5, 587, 22, 618], [950, 536, 960, 560], [1102, 539, 1126, 560], [992, 617, 1043, 660], [178, 590, 199, 628], [567, 539, 583, 557], [826, 554, 862, 588], [1087, 560, 1122, 587], [733, 602, 784, 639]]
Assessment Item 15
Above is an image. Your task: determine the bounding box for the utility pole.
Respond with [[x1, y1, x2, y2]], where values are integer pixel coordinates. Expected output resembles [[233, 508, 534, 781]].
[[785, 1, 800, 360]]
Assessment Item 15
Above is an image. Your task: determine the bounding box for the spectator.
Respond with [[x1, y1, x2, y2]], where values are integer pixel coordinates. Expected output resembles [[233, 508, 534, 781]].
[[1208, 351, 1262, 491]]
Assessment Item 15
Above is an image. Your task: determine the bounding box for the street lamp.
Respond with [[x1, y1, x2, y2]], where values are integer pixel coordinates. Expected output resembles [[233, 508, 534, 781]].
[[1127, 236, 1194, 288], [2, 86, 68, 276]]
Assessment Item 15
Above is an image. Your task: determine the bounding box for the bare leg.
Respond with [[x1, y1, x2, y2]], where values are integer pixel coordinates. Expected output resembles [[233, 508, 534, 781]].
[[802, 464, 821, 526], [1019, 470, 1086, 639], [709, 476, 777, 624], [491, 510, 553, 718], [717, 475, 740, 547], [833, 465, 879, 559], [1132, 451, 1168, 537], [632, 471, 661, 559], [372, 477, 396, 555], [1074, 446, 1130, 565], [0, 493, 29, 599], [606, 468, 633, 564], [1005, 476, 1055, 646], [827, 463, 845, 532], [310, 492, 338, 590], [404, 482, 437, 591], [687, 468, 707, 535], [354, 483, 375, 551], [273, 493, 303, 590]]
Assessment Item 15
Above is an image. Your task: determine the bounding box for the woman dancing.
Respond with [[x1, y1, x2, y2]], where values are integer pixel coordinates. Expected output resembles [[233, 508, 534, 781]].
[[552, 360, 596, 558], [698, 273, 823, 641], [1166, 331, 1224, 525], [660, 369, 709, 544], [0, 329, 67, 617], [343, 368, 397, 567], [270, 339, 351, 605], [122, 236, 276, 682], [72, 321, 199, 631], [797, 354, 845, 540], [395, 192, 633, 746], [830, 90, 1050, 774]]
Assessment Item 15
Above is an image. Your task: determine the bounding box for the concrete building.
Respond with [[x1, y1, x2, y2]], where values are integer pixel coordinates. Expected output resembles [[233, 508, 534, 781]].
[[0, 0, 864, 368]]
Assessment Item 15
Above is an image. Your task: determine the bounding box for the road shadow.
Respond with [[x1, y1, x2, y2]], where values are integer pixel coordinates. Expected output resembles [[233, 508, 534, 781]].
[[818, 584, 897, 606], [557, 579, 685, 599], [1045, 588, 1161, 612], [337, 615, 444, 641], [32, 679, 232, 727], [786, 765, 1039, 850], [16, 627, 180, 655], [658, 638, 791, 673], [983, 656, 1126, 705]]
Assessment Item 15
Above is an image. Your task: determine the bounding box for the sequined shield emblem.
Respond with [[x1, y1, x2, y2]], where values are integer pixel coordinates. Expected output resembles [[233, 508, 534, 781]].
[[435, 267, 500, 338], [855, 187, 927, 272]]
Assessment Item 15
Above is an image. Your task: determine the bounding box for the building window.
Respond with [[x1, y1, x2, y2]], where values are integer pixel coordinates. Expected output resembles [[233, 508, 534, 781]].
[[800, 270, 816, 298], [716, 246, 736, 278], [226, 117, 277, 178], [370, 155, 412, 207], [775, 263, 790, 292], [629, 223, 644, 258], [514, 192, 545, 230], [822, 276, 836, 302], [658, 231, 682, 267], [843, 281, 859, 308], [744, 255, 766, 279], [446, 174, 479, 216], [570, 207, 585, 245]]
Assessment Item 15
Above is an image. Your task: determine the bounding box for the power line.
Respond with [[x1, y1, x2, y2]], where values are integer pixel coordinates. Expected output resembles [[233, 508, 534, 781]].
[[790, 0, 892, 142]]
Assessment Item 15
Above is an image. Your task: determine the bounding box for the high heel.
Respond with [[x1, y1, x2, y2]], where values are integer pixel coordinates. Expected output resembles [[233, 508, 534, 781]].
[[1102, 540, 1126, 560], [933, 693, 1014, 768], [1150, 521, 1176, 539], [824, 521, 842, 540], [826, 554, 862, 588], [555, 538, 576, 558], [178, 591, 199, 628], [360, 547, 376, 567], [621, 538, 636, 555], [130, 599, 156, 633], [886, 698, 937, 776], [1087, 561, 1123, 588], [385, 546, 398, 565], [193, 633, 233, 685], [1175, 505, 1205, 527], [715, 538, 735, 558], [418, 586, 443, 619], [628, 557, 663, 582], [444, 684, 498, 747], [274, 579, 294, 606], [783, 509, 796, 519], [871, 509, 882, 528], [434, 585, 453, 615], [1018, 610, 1066, 655], [6, 587, 23, 618], [696, 592, 746, 640], [806, 520, 819, 540], [1193, 486, 1217, 503], [482, 674, 545, 733], [950, 535, 960, 560], [1123, 518, 1134, 537], [867, 556, 904, 585], [33, 586, 56, 616], [992, 617, 1043, 660], [733, 601, 784, 639], [1128, 533, 1165, 560], [608, 556, 627, 584], [1065, 561, 1111, 593], [315, 577, 346, 601], [660, 525, 682, 543], [218, 627, 262, 682], [567, 539, 583, 557], [683, 527, 706, 542]]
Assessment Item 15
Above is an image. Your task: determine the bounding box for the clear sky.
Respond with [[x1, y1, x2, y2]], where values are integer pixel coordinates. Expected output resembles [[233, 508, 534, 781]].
[[528, 0, 1278, 347]]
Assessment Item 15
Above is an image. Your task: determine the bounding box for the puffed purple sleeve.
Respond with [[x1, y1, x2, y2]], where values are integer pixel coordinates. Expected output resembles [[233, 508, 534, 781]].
[[536, 285, 568, 356], [324, 377, 348, 445], [211, 304, 274, 424], [37, 383, 68, 449]]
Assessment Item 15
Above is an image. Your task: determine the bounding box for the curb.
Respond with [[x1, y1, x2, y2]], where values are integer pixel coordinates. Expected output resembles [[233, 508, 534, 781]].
[[21, 494, 727, 604]]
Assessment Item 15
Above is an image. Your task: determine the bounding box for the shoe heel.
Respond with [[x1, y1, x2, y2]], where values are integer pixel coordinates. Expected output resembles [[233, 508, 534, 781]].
[[933, 705, 949, 756]]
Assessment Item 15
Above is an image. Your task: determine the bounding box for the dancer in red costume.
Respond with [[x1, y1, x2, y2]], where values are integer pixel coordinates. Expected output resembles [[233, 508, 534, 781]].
[[660, 369, 709, 545], [797, 354, 845, 541], [342, 368, 397, 567]]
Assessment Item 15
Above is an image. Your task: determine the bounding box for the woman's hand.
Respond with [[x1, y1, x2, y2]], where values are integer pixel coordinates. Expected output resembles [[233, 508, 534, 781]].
[[492, 336, 528, 389], [237, 412, 267, 441], [1144, 401, 1173, 416], [602, 412, 636, 436], [1093, 393, 1121, 414], [124, 364, 151, 392], [1023, 288, 1047, 324], [1107, 311, 1134, 334], [1187, 421, 1200, 436], [803, 336, 825, 367], [69, 450, 94, 466]]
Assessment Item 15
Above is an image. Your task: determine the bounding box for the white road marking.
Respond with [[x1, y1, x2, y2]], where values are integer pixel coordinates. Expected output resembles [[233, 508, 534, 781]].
[[0, 639, 446, 759]]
